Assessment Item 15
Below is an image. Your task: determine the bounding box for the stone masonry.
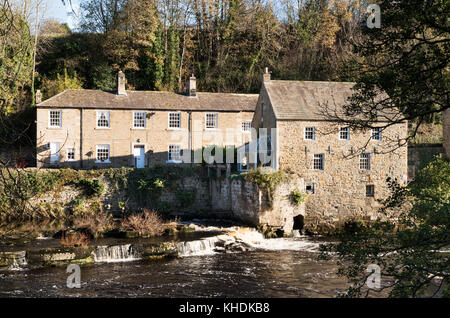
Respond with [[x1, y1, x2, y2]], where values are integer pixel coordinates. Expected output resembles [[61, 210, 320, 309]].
[[36, 108, 253, 168]]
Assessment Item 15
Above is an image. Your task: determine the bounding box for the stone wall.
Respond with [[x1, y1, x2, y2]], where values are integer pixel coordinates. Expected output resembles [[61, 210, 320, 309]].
[[30, 169, 305, 234], [36, 108, 254, 169], [444, 109, 450, 159], [275, 120, 408, 219]]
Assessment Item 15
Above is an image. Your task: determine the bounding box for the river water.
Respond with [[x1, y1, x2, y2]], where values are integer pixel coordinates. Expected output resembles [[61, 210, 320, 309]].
[[0, 225, 350, 298]]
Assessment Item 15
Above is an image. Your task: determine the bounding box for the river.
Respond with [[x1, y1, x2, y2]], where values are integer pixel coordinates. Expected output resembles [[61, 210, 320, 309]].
[[0, 223, 349, 298]]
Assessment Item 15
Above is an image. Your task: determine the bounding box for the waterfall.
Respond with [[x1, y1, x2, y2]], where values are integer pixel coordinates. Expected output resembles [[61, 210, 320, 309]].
[[176, 237, 220, 257], [93, 244, 141, 263], [5, 251, 28, 271]]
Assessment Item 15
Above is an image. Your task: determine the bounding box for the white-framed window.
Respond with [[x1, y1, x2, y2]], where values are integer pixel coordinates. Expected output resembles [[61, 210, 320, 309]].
[[205, 113, 218, 129], [304, 127, 315, 140], [49, 110, 62, 128], [168, 112, 181, 129], [133, 112, 146, 128], [366, 185, 375, 197], [339, 127, 350, 140], [242, 121, 252, 132], [168, 144, 182, 163], [96, 111, 110, 128], [306, 182, 315, 194], [96, 144, 110, 163], [360, 153, 371, 170], [313, 154, 324, 170], [67, 148, 75, 161], [372, 127, 382, 141]]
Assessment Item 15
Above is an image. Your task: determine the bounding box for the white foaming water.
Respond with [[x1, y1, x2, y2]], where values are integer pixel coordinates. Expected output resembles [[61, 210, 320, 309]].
[[230, 229, 320, 252], [93, 244, 141, 263], [6, 251, 28, 271], [176, 237, 220, 257], [176, 227, 321, 257]]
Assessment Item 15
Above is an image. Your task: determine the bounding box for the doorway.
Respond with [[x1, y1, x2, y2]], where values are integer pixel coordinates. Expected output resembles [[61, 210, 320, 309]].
[[133, 145, 145, 168], [49, 142, 60, 164]]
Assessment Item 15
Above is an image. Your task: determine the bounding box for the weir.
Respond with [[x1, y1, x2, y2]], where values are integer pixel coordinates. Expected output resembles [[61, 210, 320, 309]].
[[93, 244, 141, 263], [176, 237, 220, 257]]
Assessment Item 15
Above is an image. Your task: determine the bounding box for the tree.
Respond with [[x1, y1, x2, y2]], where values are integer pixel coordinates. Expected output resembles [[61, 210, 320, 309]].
[[320, 155, 449, 297], [325, 1, 449, 142], [79, 0, 127, 33], [41, 68, 83, 99], [0, 0, 34, 113]]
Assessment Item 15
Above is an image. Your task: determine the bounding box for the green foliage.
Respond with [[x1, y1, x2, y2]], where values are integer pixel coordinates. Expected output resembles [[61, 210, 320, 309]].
[[41, 69, 83, 99], [175, 188, 197, 208], [341, 0, 449, 134], [291, 189, 306, 206], [242, 168, 288, 192], [320, 156, 450, 298], [92, 63, 116, 91], [73, 178, 105, 197], [0, 5, 33, 112], [242, 168, 290, 207]]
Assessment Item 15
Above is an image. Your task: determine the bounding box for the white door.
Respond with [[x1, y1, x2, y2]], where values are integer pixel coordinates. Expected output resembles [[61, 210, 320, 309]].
[[133, 145, 145, 168], [49, 142, 60, 164]]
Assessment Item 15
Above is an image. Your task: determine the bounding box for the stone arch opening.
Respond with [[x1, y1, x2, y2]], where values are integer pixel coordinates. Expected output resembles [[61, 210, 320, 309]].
[[293, 214, 304, 231]]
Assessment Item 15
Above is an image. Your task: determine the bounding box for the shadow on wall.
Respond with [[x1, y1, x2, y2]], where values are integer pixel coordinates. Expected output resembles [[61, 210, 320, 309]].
[[36, 147, 249, 170]]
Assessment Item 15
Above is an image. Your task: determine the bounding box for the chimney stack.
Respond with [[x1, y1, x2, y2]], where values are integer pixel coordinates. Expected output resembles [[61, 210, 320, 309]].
[[187, 74, 197, 97], [35, 90, 42, 104], [118, 71, 127, 96], [263, 67, 271, 82]]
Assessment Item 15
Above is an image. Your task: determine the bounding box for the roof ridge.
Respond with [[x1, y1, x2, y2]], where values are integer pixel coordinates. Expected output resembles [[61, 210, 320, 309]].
[[270, 80, 356, 85]]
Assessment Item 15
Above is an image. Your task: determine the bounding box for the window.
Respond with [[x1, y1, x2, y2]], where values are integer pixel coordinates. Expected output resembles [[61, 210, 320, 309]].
[[242, 121, 251, 132], [339, 127, 350, 140], [313, 154, 324, 170], [133, 112, 146, 128], [360, 153, 371, 170], [304, 127, 315, 140], [366, 185, 375, 197], [96, 111, 110, 128], [49, 110, 62, 128], [96, 145, 110, 163], [205, 113, 218, 129], [168, 144, 181, 162], [67, 148, 75, 161], [306, 182, 315, 194], [372, 128, 382, 141], [168, 112, 181, 129]]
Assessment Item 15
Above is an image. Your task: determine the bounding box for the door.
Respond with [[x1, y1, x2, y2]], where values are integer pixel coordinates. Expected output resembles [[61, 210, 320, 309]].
[[133, 145, 145, 168], [49, 142, 60, 164]]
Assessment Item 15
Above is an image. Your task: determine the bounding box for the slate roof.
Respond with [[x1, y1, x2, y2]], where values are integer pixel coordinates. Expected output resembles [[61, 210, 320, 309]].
[[37, 89, 258, 112], [264, 80, 355, 120], [265, 80, 395, 122]]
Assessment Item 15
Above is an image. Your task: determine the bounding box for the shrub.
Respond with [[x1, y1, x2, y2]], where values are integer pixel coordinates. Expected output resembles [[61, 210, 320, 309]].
[[60, 232, 90, 247], [291, 189, 306, 206], [72, 213, 113, 237], [120, 209, 166, 236], [175, 189, 196, 208], [73, 178, 105, 196]]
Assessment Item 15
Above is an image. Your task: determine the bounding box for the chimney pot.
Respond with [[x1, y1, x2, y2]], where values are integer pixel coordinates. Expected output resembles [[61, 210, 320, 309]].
[[118, 71, 127, 96], [35, 90, 42, 104], [187, 74, 197, 97], [263, 67, 271, 82]]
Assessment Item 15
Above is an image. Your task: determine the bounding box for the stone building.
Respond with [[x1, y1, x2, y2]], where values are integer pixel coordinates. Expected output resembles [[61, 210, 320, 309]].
[[444, 108, 450, 159], [36, 72, 256, 168], [251, 70, 408, 218]]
